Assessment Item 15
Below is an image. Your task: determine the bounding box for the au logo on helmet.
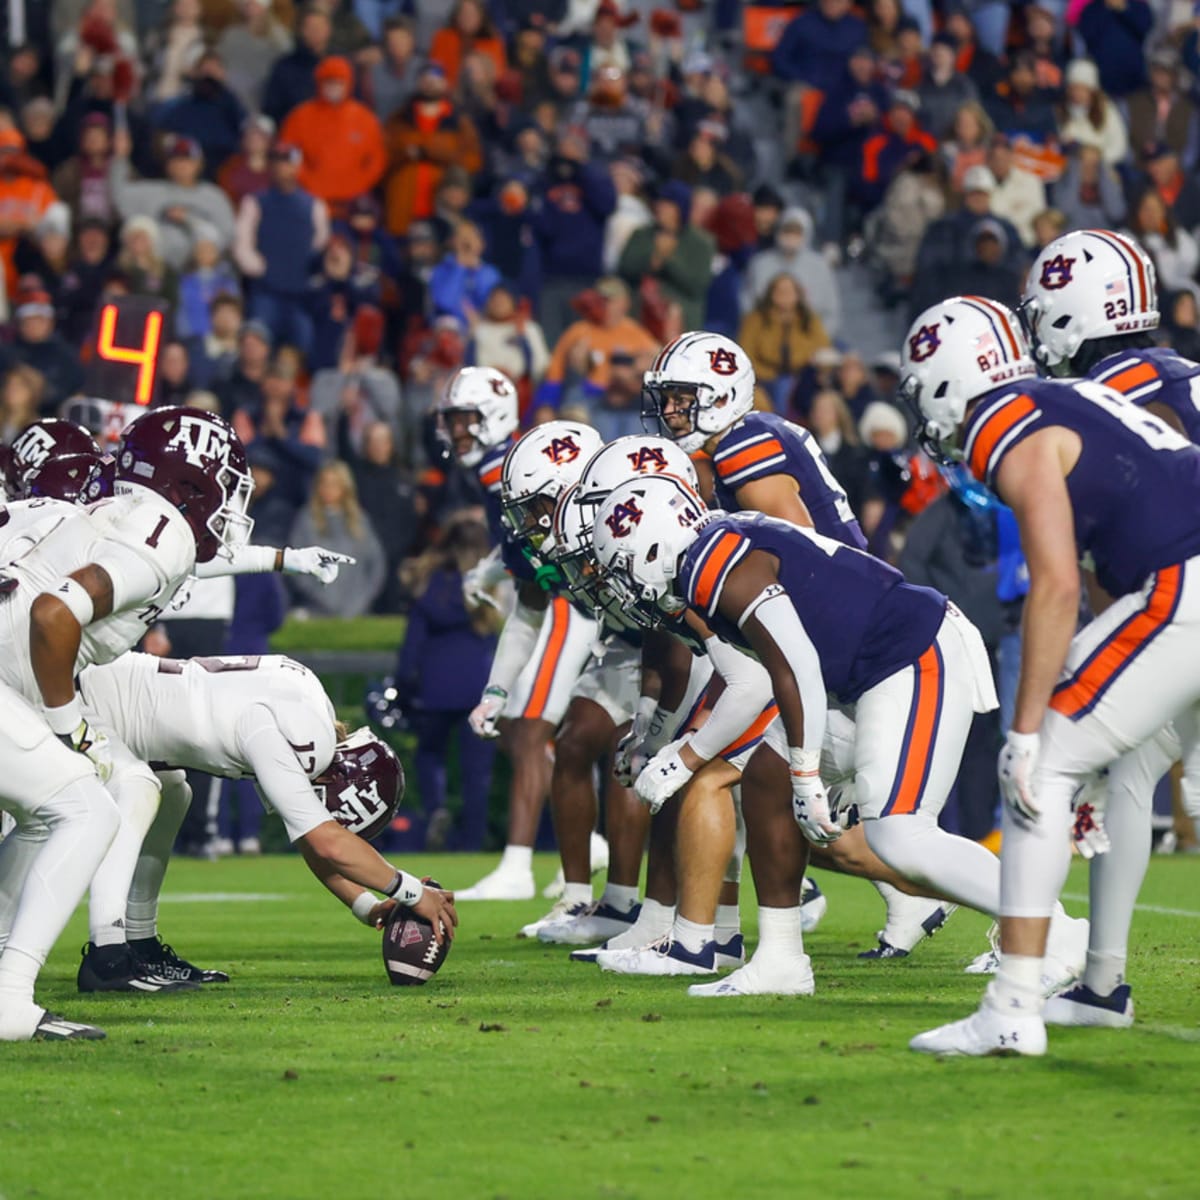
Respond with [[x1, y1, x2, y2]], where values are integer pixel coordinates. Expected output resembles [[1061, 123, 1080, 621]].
[[604, 498, 644, 537], [541, 435, 582, 465], [708, 348, 738, 376], [489, 375, 510, 396], [908, 323, 941, 362], [627, 445, 669, 473], [1039, 254, 1075, 290]]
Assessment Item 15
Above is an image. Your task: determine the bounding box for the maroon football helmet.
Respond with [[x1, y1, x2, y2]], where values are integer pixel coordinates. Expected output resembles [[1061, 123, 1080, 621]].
[[22, 450, 106, 503], [9, 419, 99, 496], [114, 406, 253, 563], [313, 728, 405, 841]]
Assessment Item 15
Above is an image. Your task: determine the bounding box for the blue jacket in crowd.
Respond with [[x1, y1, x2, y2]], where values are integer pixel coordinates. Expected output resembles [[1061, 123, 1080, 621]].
[[532, 158, 616, 279], [770, 8, 868, 93], [153, 81, 248, 171], [428, 256, 502, 325], [1078, 0, 1153, 97]]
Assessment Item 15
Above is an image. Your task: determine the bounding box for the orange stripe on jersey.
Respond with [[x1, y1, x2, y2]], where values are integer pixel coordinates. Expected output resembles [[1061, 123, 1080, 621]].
[[1050, 565, 1182, 720], [523, 596, 571, 720], [968, 394, 1037, 482], [693, 532, 744, 611], [1103, 362, 1158, 395], [882, 645, 942, 816], [719, 702, 780, 760], [715, 438, 786, 479], [480, 465, 502, 489]]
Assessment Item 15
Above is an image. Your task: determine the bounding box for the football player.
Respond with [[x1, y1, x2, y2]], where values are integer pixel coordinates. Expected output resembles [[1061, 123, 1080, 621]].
[[901, 293, 1200, 1055], [0, 417, 99, 499], [434, 369, 603, 901], [593, 475, 1088, 1000]]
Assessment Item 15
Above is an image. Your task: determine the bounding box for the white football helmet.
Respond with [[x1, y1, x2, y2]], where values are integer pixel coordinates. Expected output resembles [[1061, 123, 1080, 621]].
[[899, 295, 1037, 461], [500, 420, 603, 559], [550, 482, 628, 627], [1022, 229, 1159, 374], [435, 366, 519, 467], [642, 331, 756, 453], [592, 475, 710, 628], [575, 435, 700, 515]]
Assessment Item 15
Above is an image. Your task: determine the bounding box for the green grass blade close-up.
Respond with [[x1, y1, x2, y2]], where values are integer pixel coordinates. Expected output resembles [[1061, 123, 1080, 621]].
[[3, 855, 1197, 1200]]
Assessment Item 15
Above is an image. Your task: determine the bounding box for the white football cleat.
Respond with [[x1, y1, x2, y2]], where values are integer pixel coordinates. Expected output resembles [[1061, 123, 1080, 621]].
[[595, 935, 717, 975], [1043, 982, 1134, 1028], [538, 901, 640, 945], [800, 877, 827, 933], [570, 904, 676, 961], [687, 954, 815, 997], [456, 866, 535, 901], [964, 923, 1000, 975], [541, 832, 610, 898], [0, 1000, 106, 1042], [910, 1002, 1047, 1057], [861, 891, 957, 959], [519, 897, 588, 939]]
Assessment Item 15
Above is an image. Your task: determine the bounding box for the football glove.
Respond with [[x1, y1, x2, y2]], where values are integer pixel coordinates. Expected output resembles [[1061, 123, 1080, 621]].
[[634, 740, 694, 814], [468, 687, 507, 739], [282, 546, 356, 584], [789, 747, 842, 845], [998, 730, 1040, 825], [59, 718, 114, 784], [1071, 771, 1112, 859]]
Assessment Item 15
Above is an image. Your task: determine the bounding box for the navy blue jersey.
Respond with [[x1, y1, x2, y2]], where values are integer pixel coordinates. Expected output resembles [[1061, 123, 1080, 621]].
[[964, 376, 1200, 596], [1089, 347, 1200, 445], [711, 412, 867, 549], [678, 512, 947, 703]]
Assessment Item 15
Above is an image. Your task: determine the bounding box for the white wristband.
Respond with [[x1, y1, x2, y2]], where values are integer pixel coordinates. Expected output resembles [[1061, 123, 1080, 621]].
[[351, 891, 382, 925], [788, 746, 821, 776], [45, 697, 84, 737], [42, 578, 94, 627], [386, 870, 424, 907]]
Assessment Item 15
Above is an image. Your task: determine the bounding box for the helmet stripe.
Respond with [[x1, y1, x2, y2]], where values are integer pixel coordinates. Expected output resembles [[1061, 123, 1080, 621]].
[[656, 331, 705, 376], [1086, 228, 1146, 311], [961, 296, 1021, 361]]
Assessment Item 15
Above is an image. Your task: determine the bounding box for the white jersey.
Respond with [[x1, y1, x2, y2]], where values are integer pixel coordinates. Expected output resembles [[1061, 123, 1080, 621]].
[[0, 492, 195, 704], [77, 653, 338, 842]]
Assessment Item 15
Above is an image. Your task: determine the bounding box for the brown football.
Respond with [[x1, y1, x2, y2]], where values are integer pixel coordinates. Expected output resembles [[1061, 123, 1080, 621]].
[[381, 879, 450, 986]]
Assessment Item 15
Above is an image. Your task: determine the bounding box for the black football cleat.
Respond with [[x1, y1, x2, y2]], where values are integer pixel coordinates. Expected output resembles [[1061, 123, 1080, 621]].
[[130, 935, 230, 984], [34, 1011, 107, 1040], [77, 942, 199, 994]]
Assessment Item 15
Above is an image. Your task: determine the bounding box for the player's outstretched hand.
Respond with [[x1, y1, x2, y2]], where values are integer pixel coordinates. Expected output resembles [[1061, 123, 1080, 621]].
[[413, 887, 458, 945], [1071, 772, 1111, 859], [282, 546, 357, 584], [998, 730, 1040, 825]]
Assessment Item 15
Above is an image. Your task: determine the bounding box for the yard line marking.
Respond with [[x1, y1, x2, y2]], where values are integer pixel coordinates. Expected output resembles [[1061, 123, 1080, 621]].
[[1062, 892, 1200, 919], [1137, 1023, 1200, 1044], [160, 892, 294, 903]]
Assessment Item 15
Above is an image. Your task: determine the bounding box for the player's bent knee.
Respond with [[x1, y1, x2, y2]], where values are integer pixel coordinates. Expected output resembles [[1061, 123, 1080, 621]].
[[156, 769, 193, 818]]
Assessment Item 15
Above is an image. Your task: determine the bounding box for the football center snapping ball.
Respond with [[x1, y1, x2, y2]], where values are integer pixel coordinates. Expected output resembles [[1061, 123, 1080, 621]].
[[382, 879, 450, 986], [315, 727, 405, 842]]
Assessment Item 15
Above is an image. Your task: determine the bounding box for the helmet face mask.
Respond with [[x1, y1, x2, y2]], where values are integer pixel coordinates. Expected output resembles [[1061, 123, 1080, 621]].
[[434, 367, 519, 467], [502, 486, 558, 552]]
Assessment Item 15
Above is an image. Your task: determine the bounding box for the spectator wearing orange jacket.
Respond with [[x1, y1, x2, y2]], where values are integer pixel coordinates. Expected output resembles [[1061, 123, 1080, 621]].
[[0, 129, 58, 296], [279, 56, 387, 215]]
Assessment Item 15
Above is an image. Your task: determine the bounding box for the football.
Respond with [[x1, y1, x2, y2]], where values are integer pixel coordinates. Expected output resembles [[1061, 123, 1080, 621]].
[[381, 879, 450, 986]]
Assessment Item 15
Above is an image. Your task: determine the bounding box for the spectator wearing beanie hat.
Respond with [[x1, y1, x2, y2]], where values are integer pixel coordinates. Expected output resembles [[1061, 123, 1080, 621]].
[[0, 288, 83, 408], [1076, 0, 1153, 99], [742, 206, 840, 338], [13, 202, 73, 301], [217, 0, 295, 114], [428, 219, 501, 327], [705, 193, 758, 339], [58, 216, 115, 343], [1057, 58, 1129, 166], [307, 234, 380, 372], [984, 52, 1059, 141], [279, 56, 387, 213]]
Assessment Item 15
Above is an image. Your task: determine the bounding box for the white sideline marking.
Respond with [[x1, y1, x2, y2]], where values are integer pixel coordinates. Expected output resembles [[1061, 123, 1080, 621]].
[[1138, 1023, 1200, 1044], [1062, 892, 1200, 920], [160, 892, 294, 903]]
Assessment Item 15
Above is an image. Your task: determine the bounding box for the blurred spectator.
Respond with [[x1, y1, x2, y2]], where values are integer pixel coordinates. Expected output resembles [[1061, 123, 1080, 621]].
[[217, 115, 274, 208], [986, 134, 1047, 248], [508, 19, 553, 109], [0, 364, 45, 442], [674, 60, 756, 183], [288, 460, 385, 616], [671, 121, 742, 197], [55, 0, 141, 111], [349, 420, 418, 612], [738, 274, 832, 410], [1140, 141, 1200, 230], [950, 218, 1023, 308], [942, 100, 993, 190], [582, 0, 637, 80], [218, 0, 295, 113], [705, 193, 758, 339], [117, 215, 180, 308], [143, 0, 206, 104], [805, 386, 870, 513], [429, 0, 506, 89], [153, 48, 249, 171], [176, 223, 240, 338], [467, 284, 550, 400], [14, 203, 73, 300], [233, 356, 324, 488], [365, 17, 422, 121], [0, 129, 58, 296], [742, 206, 840, 339], [50, 113, 115, 225], [1058, 59, 1129, 166], [984, 53, 1058, 141], [311, 304, 404, 451], [1025, 6, 1066, 88], [1031, 207, 1069, 253], [110, 131, 235, 271], [58, 216, 115, 343], [428, 164, 474, 245], [536, 276, 657, 412], [234, 141, 330, 349], [320, 0, 373, 56], [262, 4, 333, 125], [280, 55, 387, 210], [186, 290, 242, 387], [384, 62, 482, 236], [542, 46, 585, 119], [867, 151, 947, 299], [582, 349, 639, 441], [1124, 188, 1199, 292], [919, 34, 979, 140], [18, 99, 68, 176], [1076, 0, 1153, 98], [307, 234, 379, 370], [532, 127, 616, 341], [0, 289, 84, 408], [602, 161, 651, 275], [156, 339, 194, 406], [428, 219, 500, 325], [751, 184, 784, 250], [1162, 286, 1200, 360], [852, 91, 938, 215], [572, 66, 645, 162], [243, 440, 302, 545], [215, 318, 272, 417], [617, 180, 714, 331], [1128, 47, 1196, 171], [811, 45, 888, 192], [943, 10, 1004, 94], [1053, 144, 1126, 229], [395, 514, 500, 851], [406, 313, 468, 436]]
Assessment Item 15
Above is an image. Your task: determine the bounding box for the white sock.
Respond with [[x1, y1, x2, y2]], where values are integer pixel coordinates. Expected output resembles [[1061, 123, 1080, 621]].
[[1082, 950, 1126, 997], [499, 844, 533, 875], [89, 772, 162, 946], [988, 953, 1044, 1016], [561, 882, 592, 907], [126, 770, 191, 941], [754, 906, 805, 960], [714, 904, 740, 943], [632, 898, 675, 938], [673, 915, 713, 954], [601, 882, 639, 912], [0, 945, 40, 1009]]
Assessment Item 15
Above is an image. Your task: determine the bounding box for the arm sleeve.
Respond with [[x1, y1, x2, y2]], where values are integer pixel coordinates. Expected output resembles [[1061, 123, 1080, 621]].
[[237, 702, 332, 843], [194, 544, 277, 579], [687, 635, 776, 761], [484, 597, 544, 695], [739, 587, 827, 752]]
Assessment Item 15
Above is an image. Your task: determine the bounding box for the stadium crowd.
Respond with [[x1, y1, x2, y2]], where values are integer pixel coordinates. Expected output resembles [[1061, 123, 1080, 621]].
[[1, 0, 1198, 852]]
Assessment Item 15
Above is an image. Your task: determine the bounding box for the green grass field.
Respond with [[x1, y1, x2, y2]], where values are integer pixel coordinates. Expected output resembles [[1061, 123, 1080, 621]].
[[3, 854, 1198, 1200]]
